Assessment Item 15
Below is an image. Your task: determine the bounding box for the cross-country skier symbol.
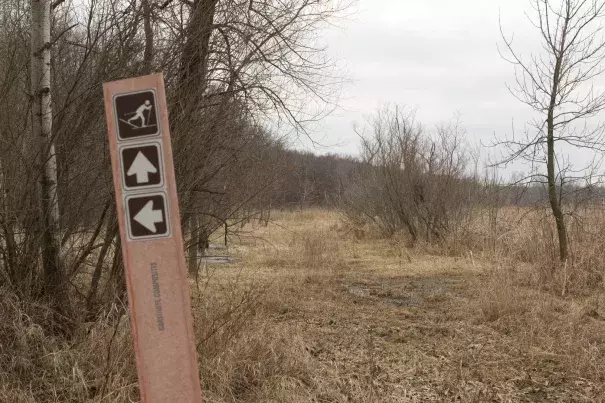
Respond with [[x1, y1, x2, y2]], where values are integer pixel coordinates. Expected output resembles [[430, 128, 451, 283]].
[[122, 100, 154, 129], [114, 90, 160, 139]]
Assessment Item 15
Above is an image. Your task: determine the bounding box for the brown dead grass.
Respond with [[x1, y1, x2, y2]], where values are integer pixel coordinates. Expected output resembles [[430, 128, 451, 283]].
[[229, 208, 605, 401], [3, 207, 605, 401], [0, 296, 137, 402]]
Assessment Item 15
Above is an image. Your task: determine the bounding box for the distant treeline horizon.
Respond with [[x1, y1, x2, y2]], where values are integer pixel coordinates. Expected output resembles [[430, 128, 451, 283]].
[[268, 148, 605, 209]]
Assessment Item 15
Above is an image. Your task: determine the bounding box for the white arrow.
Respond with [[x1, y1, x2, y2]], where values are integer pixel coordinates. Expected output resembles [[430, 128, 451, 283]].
[[127, 151, 157, 184], [133, 200, 164, 233]]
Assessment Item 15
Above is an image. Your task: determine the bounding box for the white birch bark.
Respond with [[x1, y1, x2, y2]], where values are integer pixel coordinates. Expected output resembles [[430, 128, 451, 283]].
[[31, 0, 65, 297]]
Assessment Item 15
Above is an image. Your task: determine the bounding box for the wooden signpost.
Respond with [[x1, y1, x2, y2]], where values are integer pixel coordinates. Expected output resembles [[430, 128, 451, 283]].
[[103, 73, 203, 403]]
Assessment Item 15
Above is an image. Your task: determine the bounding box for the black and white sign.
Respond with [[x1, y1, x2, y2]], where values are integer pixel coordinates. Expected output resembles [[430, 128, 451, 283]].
[[125, 193, 170, 240], [114, 89, 160, 140], [120, 142, 164, 190]]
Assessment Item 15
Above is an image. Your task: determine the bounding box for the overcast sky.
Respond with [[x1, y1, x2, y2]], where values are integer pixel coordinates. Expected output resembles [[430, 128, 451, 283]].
[[299, 0, 600, 177]]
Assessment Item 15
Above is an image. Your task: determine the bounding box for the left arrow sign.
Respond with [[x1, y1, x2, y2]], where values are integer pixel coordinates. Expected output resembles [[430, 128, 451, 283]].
[[133, 200, 164, 233], [127, 151, 157, 184], [125, 193, 170, 239]]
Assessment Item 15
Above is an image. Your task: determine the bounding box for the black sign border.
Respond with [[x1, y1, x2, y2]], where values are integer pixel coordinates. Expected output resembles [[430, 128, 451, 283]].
[[118, 141, 165, 191], [113, 88, 161, 141], [124, 191, 172, 242]]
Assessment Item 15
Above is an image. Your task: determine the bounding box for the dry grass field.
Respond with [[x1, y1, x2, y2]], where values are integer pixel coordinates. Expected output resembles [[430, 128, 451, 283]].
[[194, 208, 605, 402], [3, 208, 605, 402]]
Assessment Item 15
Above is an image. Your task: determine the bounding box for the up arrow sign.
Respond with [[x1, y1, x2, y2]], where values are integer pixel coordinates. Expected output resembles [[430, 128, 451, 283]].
[[133, 200, 164, 232], [127, 151, 157, 184]]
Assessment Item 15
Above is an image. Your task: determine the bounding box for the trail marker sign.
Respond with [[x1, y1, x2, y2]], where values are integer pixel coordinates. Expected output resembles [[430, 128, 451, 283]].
[[103, 74, 203, 403], [126, 193, 170, 239], [114, 89, 160, 139], [120, 142, 164, 189]]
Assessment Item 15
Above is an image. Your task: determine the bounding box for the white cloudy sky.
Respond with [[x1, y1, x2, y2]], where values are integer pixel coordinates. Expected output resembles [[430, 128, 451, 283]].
[[296, 0, 605, 177]]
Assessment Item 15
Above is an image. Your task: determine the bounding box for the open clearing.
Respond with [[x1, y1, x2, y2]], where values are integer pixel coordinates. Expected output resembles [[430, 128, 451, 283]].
[[195, 209, 605, 403]]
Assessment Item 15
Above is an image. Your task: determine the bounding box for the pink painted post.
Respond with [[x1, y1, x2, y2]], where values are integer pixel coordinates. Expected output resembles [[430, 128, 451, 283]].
[[103, 73, 203, 403]]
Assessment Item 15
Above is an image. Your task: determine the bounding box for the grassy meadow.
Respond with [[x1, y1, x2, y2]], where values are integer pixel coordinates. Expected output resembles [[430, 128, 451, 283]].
[[2, 208, 605, 402]]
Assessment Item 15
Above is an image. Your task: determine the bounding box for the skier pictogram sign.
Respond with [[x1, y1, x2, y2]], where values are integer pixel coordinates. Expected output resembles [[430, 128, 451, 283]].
[[120, 142, 164, 190], [125, 193, 170, 239], [114, 89, 160, 139]]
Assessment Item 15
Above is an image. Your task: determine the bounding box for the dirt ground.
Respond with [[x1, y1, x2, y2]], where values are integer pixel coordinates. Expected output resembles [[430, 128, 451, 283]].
[[195, 209, 605, 403]]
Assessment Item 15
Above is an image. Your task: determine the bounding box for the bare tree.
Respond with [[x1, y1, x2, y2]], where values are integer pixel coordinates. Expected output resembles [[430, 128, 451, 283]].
[[341, 105, 474, 245], [497, 0, 605, 262], [30, 0, 67, 304], [150, 0, 353, 272]]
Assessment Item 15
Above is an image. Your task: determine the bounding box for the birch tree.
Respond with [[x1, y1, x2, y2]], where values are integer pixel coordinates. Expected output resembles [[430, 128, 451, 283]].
[[30, 0, 66, 302]]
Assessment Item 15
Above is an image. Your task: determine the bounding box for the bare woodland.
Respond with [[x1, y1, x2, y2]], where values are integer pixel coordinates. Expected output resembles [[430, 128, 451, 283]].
[[1, 0, 351, 312], [3, 0, 605, 401]]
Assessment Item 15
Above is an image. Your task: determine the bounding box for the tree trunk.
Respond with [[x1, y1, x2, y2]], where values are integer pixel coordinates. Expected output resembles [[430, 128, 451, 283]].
[[224, 222, 228, 245], [187, 215, 199, 275], [174, 0, 218, 277], [31, 0, 67, 303], [142, 0, 153, 73], [175, 0, 218, 117], [86, 206, 118, 315], [547, 115, 569, 262], [547, 34, 569, 263], [101, 232, 127, 308], [171, 0, 218, 150]]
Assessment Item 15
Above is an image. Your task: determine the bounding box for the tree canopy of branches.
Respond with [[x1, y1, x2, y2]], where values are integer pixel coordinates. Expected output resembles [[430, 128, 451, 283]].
[[0, 0, 352, 318]]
